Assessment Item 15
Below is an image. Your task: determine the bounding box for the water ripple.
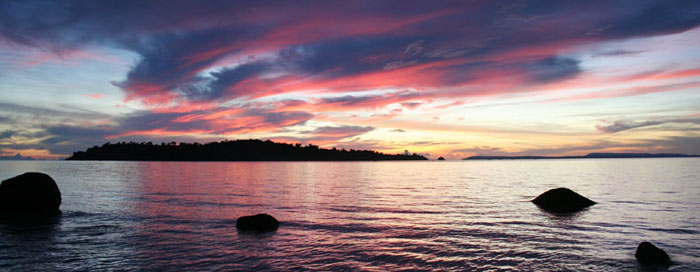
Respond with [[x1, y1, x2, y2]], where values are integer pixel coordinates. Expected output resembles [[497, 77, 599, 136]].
[[0, 159, 698, 271]]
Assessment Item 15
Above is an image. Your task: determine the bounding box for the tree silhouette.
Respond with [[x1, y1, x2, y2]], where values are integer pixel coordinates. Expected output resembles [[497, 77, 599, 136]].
[[66, 139, 428, 161]]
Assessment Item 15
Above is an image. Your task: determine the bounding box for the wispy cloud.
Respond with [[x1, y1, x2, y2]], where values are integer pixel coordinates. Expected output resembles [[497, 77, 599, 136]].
[[595, 120, 663, 133], [596, 118, 700, 133]]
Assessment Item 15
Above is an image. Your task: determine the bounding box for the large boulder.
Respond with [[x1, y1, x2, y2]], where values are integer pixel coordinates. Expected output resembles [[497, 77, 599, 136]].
[[236, 213, 279, 232], [0, 172, 62, 219], [635, 242, 670, 266], [531, 188, 596, 213]]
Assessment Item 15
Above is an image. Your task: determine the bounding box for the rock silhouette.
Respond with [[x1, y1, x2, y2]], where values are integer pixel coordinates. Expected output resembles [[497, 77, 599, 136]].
[[437, 157, 445, 160], [236, 213, 279, 232], [635, 242, 670, 266], [0, 172, 62, 220], [531, 188, 596, 213]]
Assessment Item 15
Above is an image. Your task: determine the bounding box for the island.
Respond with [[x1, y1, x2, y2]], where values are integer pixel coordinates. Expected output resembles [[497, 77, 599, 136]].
[[66, 139, 428, 161], [463, 153, 700, 160]]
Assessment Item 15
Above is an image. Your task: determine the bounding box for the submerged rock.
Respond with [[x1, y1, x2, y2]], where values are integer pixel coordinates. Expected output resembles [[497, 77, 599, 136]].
[[635, 242, 670, 266], [0, 172, 62, 219], [236, 213, 279, 232], [531, 187, 596, 213]]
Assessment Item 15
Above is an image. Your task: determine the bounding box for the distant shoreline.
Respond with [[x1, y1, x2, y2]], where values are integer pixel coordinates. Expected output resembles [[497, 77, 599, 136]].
[[463, 153, 700, 160]]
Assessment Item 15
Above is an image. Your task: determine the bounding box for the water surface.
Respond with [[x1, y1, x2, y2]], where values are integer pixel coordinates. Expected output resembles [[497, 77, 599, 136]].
[[1, 159, 698, 271]]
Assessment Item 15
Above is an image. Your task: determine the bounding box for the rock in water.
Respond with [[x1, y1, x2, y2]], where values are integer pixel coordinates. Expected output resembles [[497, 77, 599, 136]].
[[0, 172, 62, 218], [531, 187, 596, 213], [635, 242, 670, 266], [236, 213, 279, 232]]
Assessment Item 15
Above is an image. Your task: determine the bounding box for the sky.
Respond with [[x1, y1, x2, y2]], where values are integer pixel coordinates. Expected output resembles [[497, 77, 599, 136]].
[[0, 0, 699, 159]]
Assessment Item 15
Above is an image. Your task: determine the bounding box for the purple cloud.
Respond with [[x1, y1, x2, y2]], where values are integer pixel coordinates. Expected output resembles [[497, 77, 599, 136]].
[[1, 0, 698, 106], [596, 118, 700, 133]]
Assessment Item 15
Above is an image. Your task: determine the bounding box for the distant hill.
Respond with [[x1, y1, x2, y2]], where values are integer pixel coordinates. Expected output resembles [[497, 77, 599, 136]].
[[464, 153, 700, 160], [66, 139, 428, 161], [0, 153, 36, 160]]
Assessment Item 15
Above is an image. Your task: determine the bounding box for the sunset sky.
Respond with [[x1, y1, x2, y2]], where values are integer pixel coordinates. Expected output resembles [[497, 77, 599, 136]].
[[1, 0, 699, 159]]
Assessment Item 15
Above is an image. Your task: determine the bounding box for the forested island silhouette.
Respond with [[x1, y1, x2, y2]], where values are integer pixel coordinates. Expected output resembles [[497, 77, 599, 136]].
[[66, 139, 428, 161]]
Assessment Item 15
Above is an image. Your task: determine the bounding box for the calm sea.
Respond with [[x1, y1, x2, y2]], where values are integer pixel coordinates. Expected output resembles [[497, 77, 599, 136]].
[[0, 159, 698, 271]]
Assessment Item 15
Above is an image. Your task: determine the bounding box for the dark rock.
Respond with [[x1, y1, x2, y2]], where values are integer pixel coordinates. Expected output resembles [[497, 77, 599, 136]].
[[437, 157, 445, 160], [531, 187, 596, 213], [236, 213, 279, 232], [635, 242, 670, 266], [0, 172, 62, 219]]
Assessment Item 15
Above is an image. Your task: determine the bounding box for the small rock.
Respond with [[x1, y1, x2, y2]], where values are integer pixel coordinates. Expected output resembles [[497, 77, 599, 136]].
[[236, 213, 279, 232], [635, 242, 670, 266], [0, 172, 62, 219], [531, 187, 596, 213]]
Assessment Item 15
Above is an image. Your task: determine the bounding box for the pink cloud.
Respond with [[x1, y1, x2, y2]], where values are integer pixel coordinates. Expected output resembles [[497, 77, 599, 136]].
[[549, 81, 700, 103], [81, 94, 105, 99], [10, 48, 126, 68]]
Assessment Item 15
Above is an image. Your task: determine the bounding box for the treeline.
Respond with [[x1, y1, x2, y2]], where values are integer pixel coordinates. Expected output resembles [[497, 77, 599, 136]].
[[464, 152, 699, 160], [66, 139, 428, 161]]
